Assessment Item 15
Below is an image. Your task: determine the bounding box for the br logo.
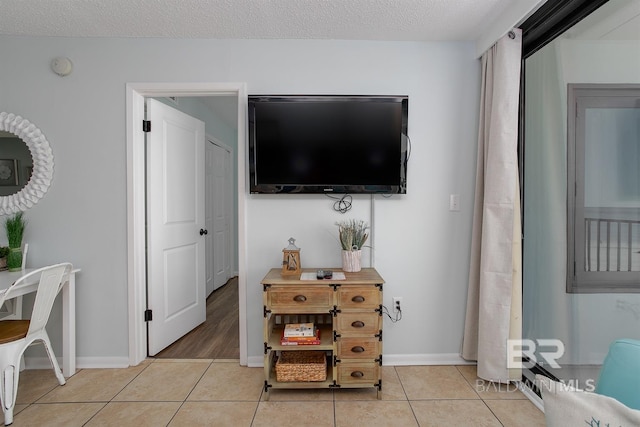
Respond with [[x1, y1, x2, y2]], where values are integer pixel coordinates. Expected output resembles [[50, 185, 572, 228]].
[[507, 339, 565, 369]]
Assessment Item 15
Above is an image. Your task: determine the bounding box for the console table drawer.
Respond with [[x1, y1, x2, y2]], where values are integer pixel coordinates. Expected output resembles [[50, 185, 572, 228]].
[[337, 286, 381, 309], [336, 312, 380, 335], [337, 362, 380, 385], [267, 287, 333, 312], [337, 337, 380, 359]]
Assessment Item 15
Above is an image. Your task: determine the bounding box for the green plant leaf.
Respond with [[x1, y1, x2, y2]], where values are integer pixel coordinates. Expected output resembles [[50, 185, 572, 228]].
[[5, 212, 26, 248]]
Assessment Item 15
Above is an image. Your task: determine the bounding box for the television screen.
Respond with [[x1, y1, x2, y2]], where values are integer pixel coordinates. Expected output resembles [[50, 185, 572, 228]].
[[248, 95, 408, 194]]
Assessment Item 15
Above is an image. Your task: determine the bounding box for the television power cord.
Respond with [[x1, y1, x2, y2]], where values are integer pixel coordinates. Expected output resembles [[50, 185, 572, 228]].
[[326, 194, 353, 213], [381, 304, 402, 323]]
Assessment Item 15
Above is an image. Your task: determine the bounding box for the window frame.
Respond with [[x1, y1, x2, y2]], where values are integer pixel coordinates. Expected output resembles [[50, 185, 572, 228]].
[[567, 84, 640, 293]]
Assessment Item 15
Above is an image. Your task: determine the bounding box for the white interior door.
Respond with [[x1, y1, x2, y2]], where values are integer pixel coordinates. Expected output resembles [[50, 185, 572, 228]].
[[146, 98, 206, 356], [205, 140, 215, 296], [207, 139, 233, 292]]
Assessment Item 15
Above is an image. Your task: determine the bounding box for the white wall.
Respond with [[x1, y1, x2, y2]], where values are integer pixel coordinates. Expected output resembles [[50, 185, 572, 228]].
[[0, 36, 480, 365]]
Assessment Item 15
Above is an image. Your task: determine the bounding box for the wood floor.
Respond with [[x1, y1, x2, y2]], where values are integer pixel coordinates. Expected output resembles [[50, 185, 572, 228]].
[[155, 276, 239, 359]]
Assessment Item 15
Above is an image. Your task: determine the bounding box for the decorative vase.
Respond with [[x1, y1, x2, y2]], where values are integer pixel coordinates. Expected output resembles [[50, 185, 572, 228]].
[[6, 247, 22, 272], [342, 249, 362, 272]]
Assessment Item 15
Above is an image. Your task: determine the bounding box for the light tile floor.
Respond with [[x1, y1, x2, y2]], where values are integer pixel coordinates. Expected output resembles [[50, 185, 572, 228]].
[[10, 359, 546, 426]]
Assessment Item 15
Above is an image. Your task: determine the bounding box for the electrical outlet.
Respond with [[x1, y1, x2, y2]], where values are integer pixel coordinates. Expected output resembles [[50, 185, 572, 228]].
[[393, 297, 403, 314]]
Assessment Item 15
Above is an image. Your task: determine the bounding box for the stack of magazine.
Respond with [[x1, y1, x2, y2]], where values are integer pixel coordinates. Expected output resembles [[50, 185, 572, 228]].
[[280, 322, 321, 346]]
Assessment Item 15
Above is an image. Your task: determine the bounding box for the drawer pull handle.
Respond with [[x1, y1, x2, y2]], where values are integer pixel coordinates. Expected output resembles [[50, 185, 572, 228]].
[[350, 371, 364, 378], [351, 295, 365, 303], [351, 346, 365, 353], [351, 321, 365, 328], [293, 295, 307, 302]]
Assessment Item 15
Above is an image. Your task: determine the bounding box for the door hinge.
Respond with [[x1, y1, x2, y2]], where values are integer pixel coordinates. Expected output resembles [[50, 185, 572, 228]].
[[142, 120, 151, 132], [144, 309, 153, 322]]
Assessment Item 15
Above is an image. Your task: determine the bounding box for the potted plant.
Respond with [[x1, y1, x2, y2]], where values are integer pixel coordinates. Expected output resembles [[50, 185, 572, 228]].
[[5, 212, 26, 271], [336, 219, 369, 272], [0, 246, 9, 270]]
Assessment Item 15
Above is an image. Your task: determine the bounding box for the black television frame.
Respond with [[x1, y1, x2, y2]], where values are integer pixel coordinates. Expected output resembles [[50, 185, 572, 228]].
[[248, 94, 409, 194]]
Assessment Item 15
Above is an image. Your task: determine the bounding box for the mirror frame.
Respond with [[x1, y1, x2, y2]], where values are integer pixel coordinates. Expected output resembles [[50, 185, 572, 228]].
[[0, 112, 54, 215]]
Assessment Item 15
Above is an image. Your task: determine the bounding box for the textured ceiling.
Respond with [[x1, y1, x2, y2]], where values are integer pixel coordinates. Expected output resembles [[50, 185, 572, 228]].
[[1, 0, 513, 41]]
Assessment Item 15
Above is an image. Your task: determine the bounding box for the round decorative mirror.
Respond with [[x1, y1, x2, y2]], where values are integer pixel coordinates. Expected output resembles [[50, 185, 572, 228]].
[[0, 112, 54, 215]]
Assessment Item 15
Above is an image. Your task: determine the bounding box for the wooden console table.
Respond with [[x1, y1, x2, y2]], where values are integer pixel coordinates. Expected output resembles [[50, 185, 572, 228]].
[[261, 267, 384, 399]]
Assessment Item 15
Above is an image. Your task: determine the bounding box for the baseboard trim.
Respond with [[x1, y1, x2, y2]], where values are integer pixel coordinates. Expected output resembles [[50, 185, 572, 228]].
[[27, 353, 476, 370], [25, 356, 131, 371], [383, 353, 476, 366], [247, 355, 263, 368], [247, 353, 475, 368]]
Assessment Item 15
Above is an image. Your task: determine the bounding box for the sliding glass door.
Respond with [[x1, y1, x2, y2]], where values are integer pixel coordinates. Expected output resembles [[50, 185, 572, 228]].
[[521, 0, 640, 389]]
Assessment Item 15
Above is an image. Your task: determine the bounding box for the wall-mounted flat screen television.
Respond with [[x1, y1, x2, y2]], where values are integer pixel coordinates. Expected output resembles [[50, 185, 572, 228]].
[[248, 95, 409, 194]]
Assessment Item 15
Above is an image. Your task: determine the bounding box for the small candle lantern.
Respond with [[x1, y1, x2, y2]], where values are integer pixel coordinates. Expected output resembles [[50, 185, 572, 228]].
[[282, 237, 301, 276]]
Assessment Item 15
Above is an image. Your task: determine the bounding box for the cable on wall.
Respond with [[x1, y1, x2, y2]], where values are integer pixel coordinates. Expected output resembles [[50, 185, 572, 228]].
[[381, 304, 402, 323], [326, 193, 353, 213]]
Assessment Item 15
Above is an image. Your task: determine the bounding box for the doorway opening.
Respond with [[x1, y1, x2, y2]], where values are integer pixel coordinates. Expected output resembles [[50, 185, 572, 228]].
[[126, 83, 248, 367], [155, 276, 240, 358]]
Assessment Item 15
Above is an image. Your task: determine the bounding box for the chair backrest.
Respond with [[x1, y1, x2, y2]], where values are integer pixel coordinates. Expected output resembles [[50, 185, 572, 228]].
[[595, 338, 640, 410], [1, 263, 73, 337]]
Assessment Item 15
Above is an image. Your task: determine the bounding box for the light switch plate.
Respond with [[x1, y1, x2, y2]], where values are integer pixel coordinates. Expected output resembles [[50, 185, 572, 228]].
[[449, 194, 460, 211]]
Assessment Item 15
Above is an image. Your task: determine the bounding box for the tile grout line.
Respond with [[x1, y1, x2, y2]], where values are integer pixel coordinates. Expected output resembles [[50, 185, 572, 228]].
[[164, 359, 215, 426], [394, 366, 421, 427], [333, 389, 336, 427], [454, 365, 509, 427], [393, 365, 412, 401], [249, 377, 265, 427], [74, 361, 165, 427], [81, 402, 110, 427]]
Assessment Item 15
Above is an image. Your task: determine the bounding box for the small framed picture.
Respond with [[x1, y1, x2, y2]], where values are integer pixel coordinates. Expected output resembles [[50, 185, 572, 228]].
[[0, 159, 18, 186]]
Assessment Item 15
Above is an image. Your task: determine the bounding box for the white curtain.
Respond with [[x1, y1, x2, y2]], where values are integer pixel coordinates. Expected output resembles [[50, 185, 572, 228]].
[[462, 29, 523, 383]]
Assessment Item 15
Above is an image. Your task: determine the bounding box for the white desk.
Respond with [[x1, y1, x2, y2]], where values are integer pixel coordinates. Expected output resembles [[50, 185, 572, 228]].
[[0, 267, 80, 377]]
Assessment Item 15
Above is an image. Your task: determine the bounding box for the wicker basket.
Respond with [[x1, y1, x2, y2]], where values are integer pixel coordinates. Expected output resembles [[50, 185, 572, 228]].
[[276, 351, 327, 382]]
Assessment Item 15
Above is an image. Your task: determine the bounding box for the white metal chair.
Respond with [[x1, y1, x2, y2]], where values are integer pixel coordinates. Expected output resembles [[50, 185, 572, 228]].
[[0, 262, 71, 425]]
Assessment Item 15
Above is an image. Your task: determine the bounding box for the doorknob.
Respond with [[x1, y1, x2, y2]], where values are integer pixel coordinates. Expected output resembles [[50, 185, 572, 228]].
[[200, 229, 208, 236]]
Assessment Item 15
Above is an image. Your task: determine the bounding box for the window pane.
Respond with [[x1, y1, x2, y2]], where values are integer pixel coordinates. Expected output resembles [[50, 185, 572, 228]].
[[583, 107, 640, 273]]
